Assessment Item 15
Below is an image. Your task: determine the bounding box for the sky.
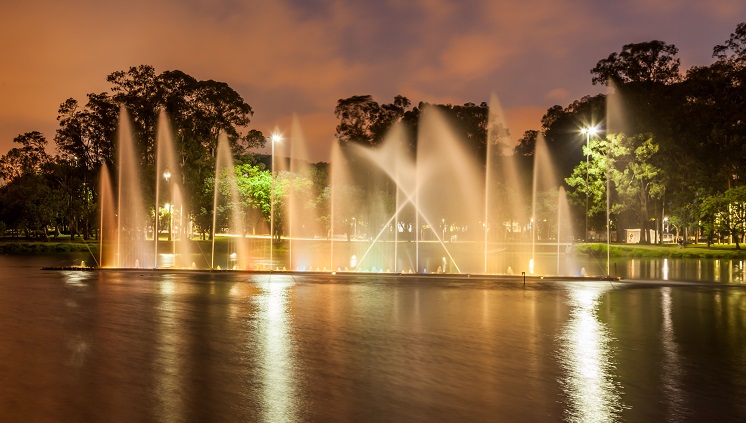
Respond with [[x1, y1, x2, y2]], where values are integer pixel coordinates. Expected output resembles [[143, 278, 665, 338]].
[[1, 0, 744, 162]]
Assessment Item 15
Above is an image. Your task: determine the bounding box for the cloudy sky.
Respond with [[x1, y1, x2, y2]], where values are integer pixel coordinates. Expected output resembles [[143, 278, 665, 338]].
[[1, 0, 744, 161]]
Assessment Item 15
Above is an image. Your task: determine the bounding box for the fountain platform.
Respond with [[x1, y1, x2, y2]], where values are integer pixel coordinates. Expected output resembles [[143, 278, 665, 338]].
[[41, 266, 620, 282]]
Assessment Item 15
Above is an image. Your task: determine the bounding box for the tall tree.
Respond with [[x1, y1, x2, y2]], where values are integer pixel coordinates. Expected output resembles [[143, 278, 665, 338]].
[[701, 186, 746, 249], [591, 40, 681, 86], [608, 133, 665, 243], [0, 132, 50, 183]]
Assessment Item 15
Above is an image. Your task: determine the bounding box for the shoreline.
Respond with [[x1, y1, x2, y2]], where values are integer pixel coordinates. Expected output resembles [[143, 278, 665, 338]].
[[0, 238, 743, 259]]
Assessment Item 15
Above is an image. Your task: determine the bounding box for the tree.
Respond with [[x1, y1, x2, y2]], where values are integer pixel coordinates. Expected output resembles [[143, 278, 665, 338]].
[[515, 130, 539, 157], [566, 132, 665, 243], [334, 95, 382, 146], [713, 22, 746, 61], [0, 173, 65, 239], [0, 132, 50, 183], [591, 40, 681, 86], [52, 65, 260, 240], [55, 94, 118, 169], [607, 133, 665, 243], [565, 134, 610, 235], [701, 186, 746, 249]]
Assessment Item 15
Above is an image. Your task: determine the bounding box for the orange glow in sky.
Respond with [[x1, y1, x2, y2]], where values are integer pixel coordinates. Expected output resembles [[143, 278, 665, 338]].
[[1, 0, 744, 161]]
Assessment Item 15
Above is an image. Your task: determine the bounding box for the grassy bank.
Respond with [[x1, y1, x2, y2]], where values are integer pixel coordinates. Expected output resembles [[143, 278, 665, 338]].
[[0, 236, 274, 255], [0, 238, 100, 254], [575, 243, 745, 259], [1, 237, 744, 260]]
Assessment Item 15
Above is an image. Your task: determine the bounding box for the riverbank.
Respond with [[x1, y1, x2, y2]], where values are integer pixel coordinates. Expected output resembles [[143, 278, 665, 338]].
[[0, 238, 99, 254], [0, 237, 278, 256], [1, 238, 744, 259], [576, 242, 745, 259]]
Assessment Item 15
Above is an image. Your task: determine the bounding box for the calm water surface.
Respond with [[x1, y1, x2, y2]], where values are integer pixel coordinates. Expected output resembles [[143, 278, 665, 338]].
[[0, 255, 745, 422]]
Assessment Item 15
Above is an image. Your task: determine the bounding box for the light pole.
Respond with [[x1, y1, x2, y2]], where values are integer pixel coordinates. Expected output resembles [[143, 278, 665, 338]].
[[270, 133, 282, 269], [163, 170, 172, 242], [581, 126, 597, 242]]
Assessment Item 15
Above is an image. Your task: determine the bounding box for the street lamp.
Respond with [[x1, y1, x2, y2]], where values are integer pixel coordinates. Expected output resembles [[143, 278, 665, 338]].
[[163, 170, 172, 242], [581, 126, 598, 241], [270, 132, 282, 269]]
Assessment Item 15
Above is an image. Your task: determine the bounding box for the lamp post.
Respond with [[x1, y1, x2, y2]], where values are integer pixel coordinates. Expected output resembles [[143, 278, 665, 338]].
[[581, 126, 597, 242], [270, 133, 282, 269], [163, 170, 172, 242]]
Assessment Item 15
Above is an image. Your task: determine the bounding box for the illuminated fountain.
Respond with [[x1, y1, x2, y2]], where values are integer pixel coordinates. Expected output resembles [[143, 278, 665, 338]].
[[101, 108, 151, 268], [155, 111, 195, 268], [100, 100, 578, 275], [326, 104, 577, 275]]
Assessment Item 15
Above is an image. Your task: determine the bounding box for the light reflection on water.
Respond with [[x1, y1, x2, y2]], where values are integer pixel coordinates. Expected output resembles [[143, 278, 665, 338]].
[[558, 284, 626, 422], [660, 287, 686, 420], [614, 258, 744, 283], [2, 257, 746, 421], [155, 276, 184, 422], [255, 275, 297, 423]]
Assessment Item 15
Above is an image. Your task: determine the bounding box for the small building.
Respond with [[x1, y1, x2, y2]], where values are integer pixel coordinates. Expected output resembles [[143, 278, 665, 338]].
[[625, 228, 659, 244]]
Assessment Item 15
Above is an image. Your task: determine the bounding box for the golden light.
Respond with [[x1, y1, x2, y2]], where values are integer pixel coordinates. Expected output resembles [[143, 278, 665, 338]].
[[581, 125, 598, 136]]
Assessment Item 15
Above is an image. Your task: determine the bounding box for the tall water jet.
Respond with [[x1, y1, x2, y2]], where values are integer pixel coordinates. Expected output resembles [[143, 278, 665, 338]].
[[212, 133, 249, 269], [285, 116, 322, 270], [116, 107, 150, 268], [556, 186, 576, 275], [154, 110, 193, 268], [484, 95, 512, 274], [353, 123, 415, 272], [416, 106, 483, 272], [99, 164, 117, 267], [329, 140, 364, 271], [531, 134, 559, 274], [605, 79, 626, 268], [493, 113, 531, 273]]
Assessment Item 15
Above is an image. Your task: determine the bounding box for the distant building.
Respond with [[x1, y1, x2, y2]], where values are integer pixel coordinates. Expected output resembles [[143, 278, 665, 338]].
[[625, 228, 660, 244]]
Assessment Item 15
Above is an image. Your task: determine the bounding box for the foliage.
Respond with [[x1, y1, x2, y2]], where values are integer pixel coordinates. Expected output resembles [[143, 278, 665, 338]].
[[701, 186, 746, 249], [591, 40, 681, 86], [0, 132, 50, 183], [3, 23, 746, 248], [0, 173, 65, 239], [334, 95, 411, 147]]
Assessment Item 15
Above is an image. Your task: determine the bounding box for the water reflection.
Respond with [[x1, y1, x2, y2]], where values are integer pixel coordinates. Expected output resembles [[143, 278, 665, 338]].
[[611, 257, 745, 283], [660, 287, 686, 419], [155, 276, 184, 422], [558, 284, 625, 422], [255, 275, 297, 422], [62, 270, 90, 287]]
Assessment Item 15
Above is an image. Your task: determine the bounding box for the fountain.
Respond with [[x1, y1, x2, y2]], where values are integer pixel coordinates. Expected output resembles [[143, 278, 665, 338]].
[[212, 133, 251, 270], [99, 99, 581, 276], [113, 107, 150, 268], [155, 110, 194, 268]]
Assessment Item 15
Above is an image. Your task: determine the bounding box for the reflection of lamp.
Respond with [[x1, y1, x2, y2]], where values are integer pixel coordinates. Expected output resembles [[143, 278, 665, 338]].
[[270, 133, 282, 268], [581, 126, 598, 241]]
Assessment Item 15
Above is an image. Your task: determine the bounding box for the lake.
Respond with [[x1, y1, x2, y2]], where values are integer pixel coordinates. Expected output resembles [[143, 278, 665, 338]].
[[0, 254, 744, 422]]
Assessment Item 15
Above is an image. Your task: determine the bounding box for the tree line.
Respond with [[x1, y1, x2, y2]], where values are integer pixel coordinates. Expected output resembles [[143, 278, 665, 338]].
[[1, 23, 745, 247]]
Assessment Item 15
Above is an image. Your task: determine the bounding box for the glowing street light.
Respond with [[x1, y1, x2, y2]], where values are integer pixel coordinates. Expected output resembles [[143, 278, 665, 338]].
[[270, 132, 282, 268], [581, 126, 598, 241]]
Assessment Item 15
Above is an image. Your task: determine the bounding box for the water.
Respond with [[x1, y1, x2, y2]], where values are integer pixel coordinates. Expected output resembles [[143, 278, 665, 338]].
[[105, 104, 580, 274], [1, 255, 744, 422]]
